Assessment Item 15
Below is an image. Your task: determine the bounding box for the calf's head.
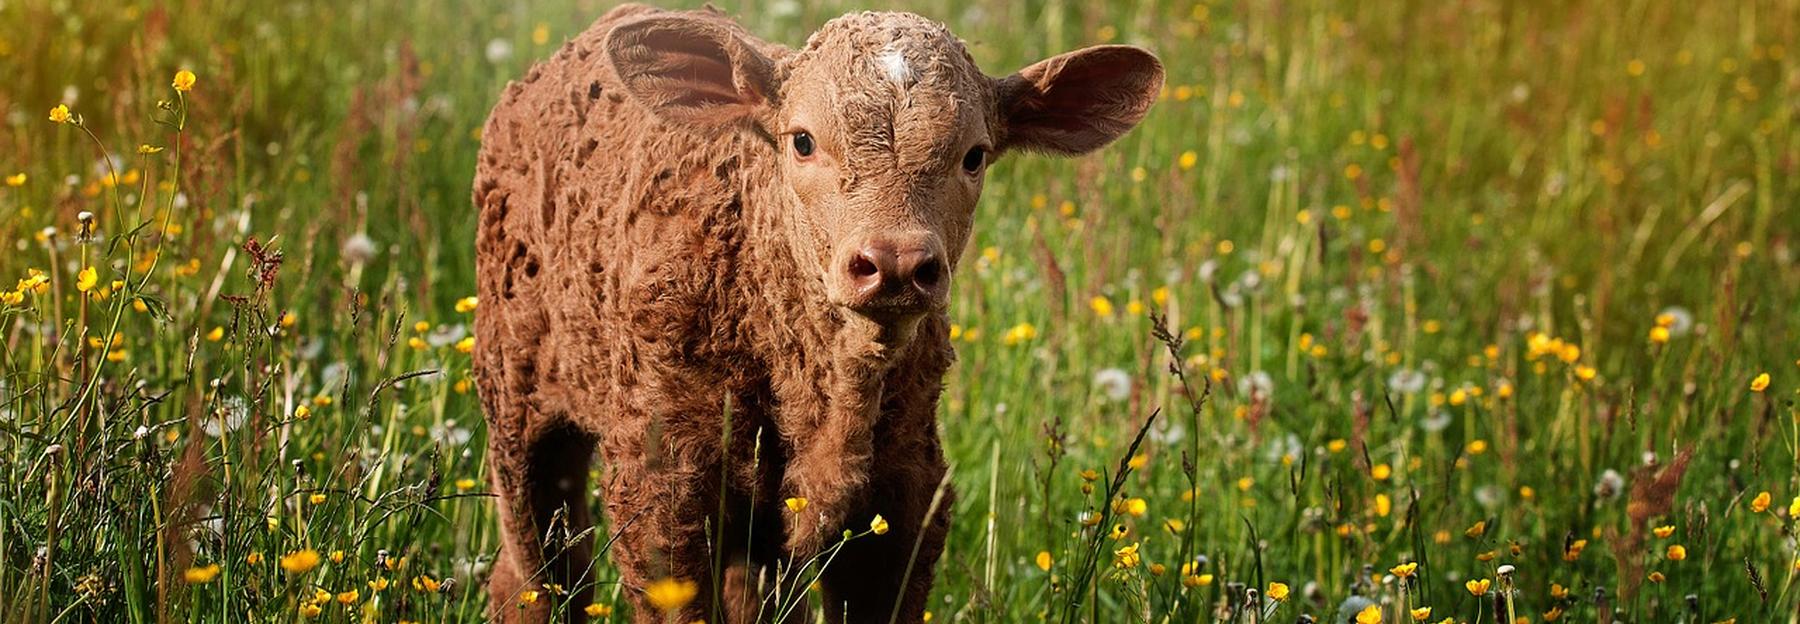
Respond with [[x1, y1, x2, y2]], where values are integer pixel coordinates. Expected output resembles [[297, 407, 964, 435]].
[[607, 11, 1162, 328]]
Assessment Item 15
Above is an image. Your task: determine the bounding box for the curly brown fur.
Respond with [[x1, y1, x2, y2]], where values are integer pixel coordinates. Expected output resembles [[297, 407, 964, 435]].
[[473, 5, 1161, 622]]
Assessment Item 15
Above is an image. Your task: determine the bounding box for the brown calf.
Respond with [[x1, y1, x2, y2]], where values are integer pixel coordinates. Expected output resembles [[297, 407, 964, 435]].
[[472, 4, 1161, 621]]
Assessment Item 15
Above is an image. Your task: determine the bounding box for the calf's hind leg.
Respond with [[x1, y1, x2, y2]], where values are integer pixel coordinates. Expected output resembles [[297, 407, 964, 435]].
[[486, 417, 599, 623]]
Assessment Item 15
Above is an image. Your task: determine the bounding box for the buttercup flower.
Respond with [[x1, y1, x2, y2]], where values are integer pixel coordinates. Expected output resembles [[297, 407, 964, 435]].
[[280, 549, 322, 574], [644, 577, 697, 612], [1465, 578, 1491, 596], [183, 564, 221, 584], [173, 69, 196, 92], [1267, 581, 1289, 601]]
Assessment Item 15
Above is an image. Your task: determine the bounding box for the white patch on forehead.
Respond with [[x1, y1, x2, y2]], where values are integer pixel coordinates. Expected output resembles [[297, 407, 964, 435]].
[[874, 43, 913, 86]]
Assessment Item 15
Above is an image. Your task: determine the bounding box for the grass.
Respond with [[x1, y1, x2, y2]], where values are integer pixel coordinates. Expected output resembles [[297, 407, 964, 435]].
[[1, 0, 1797, 621]]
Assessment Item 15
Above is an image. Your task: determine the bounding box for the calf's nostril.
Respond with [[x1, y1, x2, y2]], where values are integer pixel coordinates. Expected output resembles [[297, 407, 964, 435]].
[[848, 253, 881, 280], [911, 257, 943, 289]]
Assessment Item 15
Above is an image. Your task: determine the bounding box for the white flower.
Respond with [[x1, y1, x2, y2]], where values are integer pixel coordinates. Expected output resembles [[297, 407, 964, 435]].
[[1594, 469, 1625, 501], [340, 232, 377, 265], [320, 361, 351, 394], [1092, 368, 1131, 402], [1475, 485, 1503, 509], [1197, 259, 1220, 283], [1387, 368, 1427, 394], [485, 38, 514, 63], [427, 324, 468, 348], [1422, 410, 1452, 433], [203, 396, 248, 437], [1260, 434, 1302, 464], [1657, 306, 1694, 336], [1238, 370, 1274, 400]]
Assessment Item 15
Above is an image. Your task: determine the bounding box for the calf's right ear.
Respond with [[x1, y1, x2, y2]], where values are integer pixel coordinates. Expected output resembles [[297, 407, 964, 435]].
[[604, 15, 779, 132], [997, 45, 1164, 156]]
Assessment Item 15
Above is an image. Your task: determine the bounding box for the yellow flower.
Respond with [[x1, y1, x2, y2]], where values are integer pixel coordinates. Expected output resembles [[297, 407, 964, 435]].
[[784, 497, 808, 513], [49, 104, 72, 124], [518, 589, 539, 604], [1108, 523, 1129, 540], [1653, 525, 1675, 538], [206, 326, 225, 341], [1035, 551, 1053, 571], [1266, 582, 1290, 601], [644, 577, 698, 612], [1564, 539, 1588, 561], [336, 589, 359, 604], [4, 173, 24, 187], [1112, 542, 1141, 569], [309, 492, 327, 505], [183, 563, 221, 584], [1544, 606, 1565, 621], [1648, 326, 1670, 344], [1182, 573, 1213, 587], [1750, 373, 1770, 392], [137, 144, 165, 154], [1410, 607, 1431, 622], [1752, 491, 1772, 513], [869, 514, 889, 535], [280, 549, 322, 574], [76, 266, 98, 292], [1666, 544, 1687, 561], [368, 577, 390, 591], [1464, 520, 1487, 538], [172, 69, 196, 92], [1390, 562, 1418, 578], [1178, 151, 1198, 170], [1647, 571, 1665, 583], [246, 552, 264, 565], [1163, 519, 1186, 534], [1355, 604, 1382, 624], [1002, 322, 1039, 345], [299, 603, 322, 618], [454, 336, 476, 353], [329, 550, 346, 564], [456, 478, 478, 491], [585, 603, 613, 617], [1370, 463, 1392, 480], [1465, 578, 1491, 596], [1550, 583, 1568, 599], [456, 296, 479, 313], [1089, 296, 1115, 318]]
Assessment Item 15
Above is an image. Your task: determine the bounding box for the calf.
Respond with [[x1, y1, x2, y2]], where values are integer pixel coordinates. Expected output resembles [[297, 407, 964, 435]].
[[472, 4, 1161, 621]]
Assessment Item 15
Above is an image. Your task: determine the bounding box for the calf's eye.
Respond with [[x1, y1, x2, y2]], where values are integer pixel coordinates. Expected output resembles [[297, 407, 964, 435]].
[[960, 147, 986, 174], [792, 132, 815, 158]]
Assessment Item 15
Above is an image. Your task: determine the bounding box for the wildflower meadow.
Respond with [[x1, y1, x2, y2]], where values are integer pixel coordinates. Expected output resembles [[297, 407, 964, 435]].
[[2, 0, 1797, 622]]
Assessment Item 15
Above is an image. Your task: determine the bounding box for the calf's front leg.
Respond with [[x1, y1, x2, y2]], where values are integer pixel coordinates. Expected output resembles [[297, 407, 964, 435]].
[[601, 419, 724, 623]]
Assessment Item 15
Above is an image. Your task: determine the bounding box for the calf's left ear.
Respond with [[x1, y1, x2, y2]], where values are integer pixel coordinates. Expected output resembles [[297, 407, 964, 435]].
[[996, 45, 1164, 156], [604, 15, 779, 132]]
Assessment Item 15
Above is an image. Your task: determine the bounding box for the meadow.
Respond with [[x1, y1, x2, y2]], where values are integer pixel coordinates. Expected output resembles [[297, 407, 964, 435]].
[[2, 0, 1797, 621]]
